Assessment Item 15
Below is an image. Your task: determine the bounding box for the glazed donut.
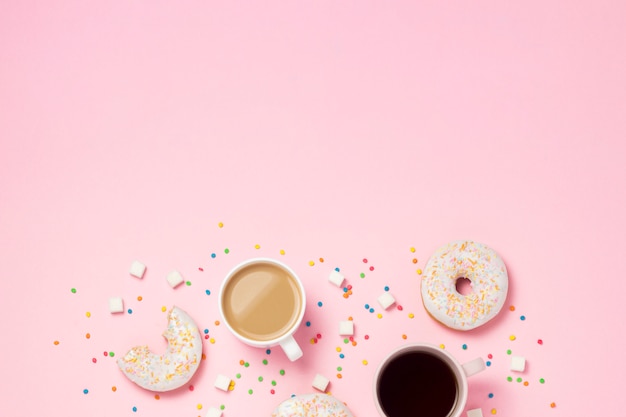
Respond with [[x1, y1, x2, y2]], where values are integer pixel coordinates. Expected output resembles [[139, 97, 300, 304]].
[[421, 240, 508, 330], [117, 306, 203, 391], [272, 393, 353, 417]]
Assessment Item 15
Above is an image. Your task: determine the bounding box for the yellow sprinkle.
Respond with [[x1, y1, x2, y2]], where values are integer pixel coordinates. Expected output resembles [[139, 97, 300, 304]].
[[362, 360, 368, 365], [279, 249, 285, 255], [210, 338, 215, 344], [509, 335, 516, 341], [310, 338, 316, 344], [161, 306, 166, 312], [197, 404, 203, 410], [218, 222, 224, 228], [309, 260, 315, 266], [228, 383, 235, 391], [254, 244, 260, 249], [336, 347, 342, 352], [410, 247, 416, 253], [416, 269, 422, 275], [408, 313, 415, 319], [491, 408, 497, 414], [377, 313, 383, 319], [439, 344, 445, 349], [85, 311, 91, 318]]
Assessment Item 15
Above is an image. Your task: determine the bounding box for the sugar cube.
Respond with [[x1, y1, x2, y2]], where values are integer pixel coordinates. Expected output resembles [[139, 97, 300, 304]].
[[312, 373, 329, 392], [205, 407, 222, 417], [129, 260, 146, 279], [377, 292, 396, 310], [328, 270, 345, 287], [214, 374, 231, 391], [510, 356, 526, 372], [339, 320, 354, 336], [166, 270, 184, 288], [467, 408, 483, 417], [109, 297, 124, 313]]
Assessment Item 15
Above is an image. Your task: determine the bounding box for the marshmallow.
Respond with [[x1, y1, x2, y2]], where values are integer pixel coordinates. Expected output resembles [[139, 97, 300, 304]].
[[214, 374, 231, 392], [328, 270, 345, 287], [377, 292, 396, 310], [109, 297, 124, 313], [166, 270, 184, 288], [339, 320, 354, 336], [312, 374, 330, 392], [129, 260, 146, 279], [510, 356, 526, 372], [205, 407, 222, 417], [467, 408, 483, 417]]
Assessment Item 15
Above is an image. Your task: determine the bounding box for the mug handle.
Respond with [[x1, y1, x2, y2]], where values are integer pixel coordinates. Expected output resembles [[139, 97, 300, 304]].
[[280, 335, 303, 361], [462, 357, 486, 377]]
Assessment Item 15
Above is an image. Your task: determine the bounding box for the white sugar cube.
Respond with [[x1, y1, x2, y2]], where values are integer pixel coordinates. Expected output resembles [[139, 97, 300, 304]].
[[339, 320, 354, 336], [109, 297, 124, 313], [510, 356, 526, 372], [328, 270, 345, 287], [312, 373, 329, 392], [377, 292, 396, 310], [467, 408, 483, 417], [129, 260, 146, 279], [214, 374, 231, 391], [205, 407, 222, 417], [166, 270, 184, 288]]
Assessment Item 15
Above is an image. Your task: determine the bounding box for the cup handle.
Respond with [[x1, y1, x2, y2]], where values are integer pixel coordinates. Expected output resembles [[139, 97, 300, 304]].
[[462, 357, 486, 377], [280, 335, 303, 361]]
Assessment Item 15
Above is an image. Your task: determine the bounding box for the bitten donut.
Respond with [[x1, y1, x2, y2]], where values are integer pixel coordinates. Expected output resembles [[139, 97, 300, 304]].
[[117, 306, 202, 391], [421, 240, 508, 330], [272, 393, 353, 417]]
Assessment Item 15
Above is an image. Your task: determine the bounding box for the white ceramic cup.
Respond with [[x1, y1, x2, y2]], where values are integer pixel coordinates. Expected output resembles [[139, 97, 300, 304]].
[[373, 343, 485, 417], [218, 258, 306, 361]]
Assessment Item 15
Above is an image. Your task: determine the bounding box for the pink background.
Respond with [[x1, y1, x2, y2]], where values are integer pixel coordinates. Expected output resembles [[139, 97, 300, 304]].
[[1, 1, 625, 416]]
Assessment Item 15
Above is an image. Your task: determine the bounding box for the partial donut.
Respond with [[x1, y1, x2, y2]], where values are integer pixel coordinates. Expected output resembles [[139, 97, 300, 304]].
[[117, 306, 202, 391], [272, 393, 353, 417], [421, 240, 508, 330]]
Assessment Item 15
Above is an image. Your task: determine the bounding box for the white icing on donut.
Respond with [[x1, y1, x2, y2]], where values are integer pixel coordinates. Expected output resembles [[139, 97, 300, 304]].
[[117, 306, 202, 391], [272, 393, 353, 417], [421, 241, 508, 330]]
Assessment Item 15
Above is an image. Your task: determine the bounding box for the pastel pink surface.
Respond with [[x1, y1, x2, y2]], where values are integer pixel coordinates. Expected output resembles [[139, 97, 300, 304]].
[[1, 1, 625, 416]]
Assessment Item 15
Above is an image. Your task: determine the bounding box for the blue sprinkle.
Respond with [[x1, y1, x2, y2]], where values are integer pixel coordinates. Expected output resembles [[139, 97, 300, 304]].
[[369, 308, 375, 313], [335, 267, 340, 272], [317, 301, 323, 307], [364, 304, 370, 309], [127, 309, 133, 314], [343, 287, 348, 293], [486, 361, 492, 367], [266, 349, 271, 355], [384, 286, 389, 291], [83, 389, 89, 394], [204, 329, 209, 334], [520, 315, 526, 321], [305, 321, 311, 327], [339, 353, 345, 359], [205, 289, 211, 295], [462, 344, 467, 350], [211, 253, 216, 258], [132, 406, 138, 412], [488, 393, 494, 398]]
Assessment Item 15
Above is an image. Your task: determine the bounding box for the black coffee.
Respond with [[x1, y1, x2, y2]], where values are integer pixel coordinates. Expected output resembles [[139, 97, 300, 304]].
[[378, 351, 458, 417]]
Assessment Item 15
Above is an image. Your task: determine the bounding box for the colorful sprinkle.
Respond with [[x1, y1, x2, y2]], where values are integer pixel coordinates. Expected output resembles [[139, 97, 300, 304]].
[[83, 389, 89, 394], [305, 321, 311, 327], [509, 335, 516, 341], [462, 344, 467, 350], [71, 288, 77, 294], [127, 309, 133, 314], [412, 258, 418, 264], [538, 339, 544, 345], [416, 269, 422, 275], [491, 409, 497, 415], [520, 315, 526, 321], [53, 340, 60, 345], [540, 378, 545, 384], [488, 393, 494, 398], [410, 247, 416, 252], [408, 313, 414, 319], [279, 369, 285, 376], [360, 272, 365, 278], [211, 253, 216, 258], [185, 281, 191, 286], [317, 301, 323, 307], [132, 407, 137, 412], [507, 376, 513, 382], [254, 244, 261, 249], [509, 305, 515, 311], [85, 311, 91, 318], [280, 249, 285, 255], [112, 386, 117, 392], [550, 402, 556, 408], [224, 248, 230, 254], [486, 361, 491, 367], [309, 261, 315, 266], [362, 360, 368, 365]]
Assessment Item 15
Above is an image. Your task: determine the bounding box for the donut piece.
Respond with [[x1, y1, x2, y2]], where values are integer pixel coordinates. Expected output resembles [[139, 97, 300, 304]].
[[421, 241, 508, 330], [117, 306, 202, 391], [272, 393, 353, 417]]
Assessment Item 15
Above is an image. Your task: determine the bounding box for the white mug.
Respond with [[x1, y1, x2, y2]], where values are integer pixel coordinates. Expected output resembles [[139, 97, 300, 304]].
[[218, 258, 306, 361], [373, 343, 485, 417]]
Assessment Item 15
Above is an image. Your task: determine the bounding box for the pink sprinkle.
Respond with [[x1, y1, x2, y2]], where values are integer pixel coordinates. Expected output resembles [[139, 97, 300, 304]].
[[198, 267, 204, 271], [347, 285, 353, 290], [317, 333, 322, 339], [488, 353, 493, 359], [369, 266, 374, 271], [349, 336, 354, 342], [103, 351, 108, 357], [189, 385, 194, 391], [397, 305, 403, 311], [204, 335, 209, 339], [271, 389, 275, 394], [363, 258, 368, 263], [92, 358, 97, 363], [364, 335, 370, 340], [538, 339, 543, 345]]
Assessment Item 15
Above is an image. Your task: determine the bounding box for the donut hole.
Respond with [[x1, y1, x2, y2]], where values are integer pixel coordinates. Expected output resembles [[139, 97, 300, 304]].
[[455, 277, 473, 295]]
